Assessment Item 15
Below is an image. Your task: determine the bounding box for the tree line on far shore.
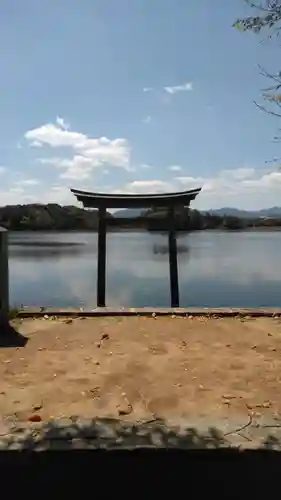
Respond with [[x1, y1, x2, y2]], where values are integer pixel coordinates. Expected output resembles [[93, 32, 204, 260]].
[[0, 203, 281, 231], [115, 207, 281, 231]]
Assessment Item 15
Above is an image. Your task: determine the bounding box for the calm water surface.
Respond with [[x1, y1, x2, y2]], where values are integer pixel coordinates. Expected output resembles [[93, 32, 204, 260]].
[[8, 231, 281, 308]]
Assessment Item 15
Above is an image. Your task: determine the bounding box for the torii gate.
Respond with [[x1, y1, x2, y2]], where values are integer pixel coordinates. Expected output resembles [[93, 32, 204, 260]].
[[71, 188, 201, 308]]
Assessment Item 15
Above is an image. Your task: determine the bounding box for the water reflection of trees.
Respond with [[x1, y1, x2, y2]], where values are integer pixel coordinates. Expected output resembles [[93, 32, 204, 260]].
[[153, 243, 189, 254], [9, 241, 96, 260], [9, 241, 84, 247], [152, 242, 190, 261]]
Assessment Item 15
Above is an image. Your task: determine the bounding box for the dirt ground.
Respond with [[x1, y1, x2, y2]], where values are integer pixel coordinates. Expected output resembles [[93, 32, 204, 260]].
[[1, 315, 281, 424]]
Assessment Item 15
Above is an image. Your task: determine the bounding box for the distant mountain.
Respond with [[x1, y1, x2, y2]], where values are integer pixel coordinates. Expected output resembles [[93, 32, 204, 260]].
[[206, 207, 281, 219], [113, 209, 144, 218], [260, 207, 281, 217], [114, 207, 281, 219]]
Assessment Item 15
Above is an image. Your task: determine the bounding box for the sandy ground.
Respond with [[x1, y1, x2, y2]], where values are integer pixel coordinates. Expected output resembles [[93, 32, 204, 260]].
[[1, 315, 281, 424]]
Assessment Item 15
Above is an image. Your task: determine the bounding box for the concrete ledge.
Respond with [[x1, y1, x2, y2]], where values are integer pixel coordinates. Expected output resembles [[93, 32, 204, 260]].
[[16, 307, 281, 318]]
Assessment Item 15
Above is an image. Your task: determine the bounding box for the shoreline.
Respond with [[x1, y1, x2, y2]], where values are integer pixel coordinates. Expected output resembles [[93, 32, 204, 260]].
[[12, 307, 281, 318], [6, 226, 281, 233]]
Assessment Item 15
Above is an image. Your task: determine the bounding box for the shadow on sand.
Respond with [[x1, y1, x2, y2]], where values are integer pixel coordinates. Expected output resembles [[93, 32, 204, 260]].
[[0, 418, 281, 495], [0, 320, 28, 348]]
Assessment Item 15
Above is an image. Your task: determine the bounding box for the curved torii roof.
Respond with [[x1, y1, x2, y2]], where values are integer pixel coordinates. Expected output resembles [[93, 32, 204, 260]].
[[70, 187, 202, 209]]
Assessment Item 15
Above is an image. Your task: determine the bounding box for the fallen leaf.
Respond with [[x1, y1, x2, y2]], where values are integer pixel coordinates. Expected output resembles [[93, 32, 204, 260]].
[[28, 414, 42, 422]]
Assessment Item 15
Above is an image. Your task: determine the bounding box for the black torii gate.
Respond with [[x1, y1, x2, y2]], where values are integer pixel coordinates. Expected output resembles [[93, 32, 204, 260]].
[[71, 188, 201, 308]]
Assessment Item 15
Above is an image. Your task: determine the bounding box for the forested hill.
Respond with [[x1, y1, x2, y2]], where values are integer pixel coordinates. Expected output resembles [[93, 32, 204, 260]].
[[1, 203, 281, 231], [0, 204, 113, 230]]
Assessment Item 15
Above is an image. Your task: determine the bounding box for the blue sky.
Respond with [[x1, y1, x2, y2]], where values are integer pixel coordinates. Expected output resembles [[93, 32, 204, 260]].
[[0, 0, 281, 210]]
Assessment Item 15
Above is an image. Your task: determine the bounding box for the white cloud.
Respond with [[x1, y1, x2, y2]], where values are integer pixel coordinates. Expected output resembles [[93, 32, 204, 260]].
[[4, 136, 281, 212], [17, 179, 41, 186], [25, 123, 88, 148], [168, 165, 182, 172], [114, 179, 171, 195], [9, 187, 25, 195], [143, 82, 193, 96], [0, 184, 74, 207], [176, 168, 256, 195], [40, 156, 96, 180], [47, 186, 73, 204], [25, 118, 130, 179], [39, 157, 65, 166], [60, 164, 93, 180], [29, 140, 44, 148], [0, 190, 26, 206], [76, 137, 129, 168], [174, 168, 281, 210], [175, 176, 205, 188], [108, 167, 281, 211], [218, 168, 255, 181], [143, 115, 151, 123], [242, 171, 281, 189], [163, 81, 193, 94]]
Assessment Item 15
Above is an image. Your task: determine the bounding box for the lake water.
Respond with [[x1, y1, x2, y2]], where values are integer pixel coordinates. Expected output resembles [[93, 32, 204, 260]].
[[7, 230, 281, 309]]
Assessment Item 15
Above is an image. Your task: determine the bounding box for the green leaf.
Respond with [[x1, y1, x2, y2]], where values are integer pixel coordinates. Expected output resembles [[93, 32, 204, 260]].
[[233, 21, 244, 31]]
